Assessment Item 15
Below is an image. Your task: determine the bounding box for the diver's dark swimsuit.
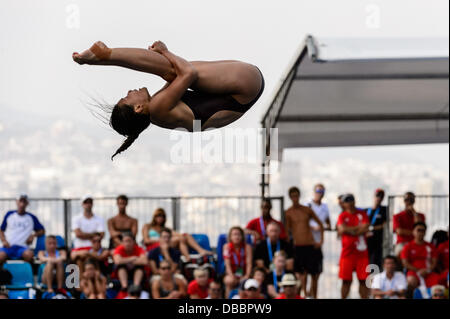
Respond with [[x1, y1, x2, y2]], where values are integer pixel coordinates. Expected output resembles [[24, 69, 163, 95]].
[[180, 67, 265, 124]]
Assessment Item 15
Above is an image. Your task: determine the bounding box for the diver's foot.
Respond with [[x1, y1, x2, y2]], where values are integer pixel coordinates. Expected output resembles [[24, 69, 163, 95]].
[[72, 41, 111, 65]]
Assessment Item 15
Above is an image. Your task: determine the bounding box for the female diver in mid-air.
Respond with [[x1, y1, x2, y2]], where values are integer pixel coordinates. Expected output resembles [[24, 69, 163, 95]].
[[72, 41, 265, 159]]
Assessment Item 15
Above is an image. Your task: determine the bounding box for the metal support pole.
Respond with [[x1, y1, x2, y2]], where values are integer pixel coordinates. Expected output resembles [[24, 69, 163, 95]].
[[172, 197, 180, 231], [63, 199, 71, 248]]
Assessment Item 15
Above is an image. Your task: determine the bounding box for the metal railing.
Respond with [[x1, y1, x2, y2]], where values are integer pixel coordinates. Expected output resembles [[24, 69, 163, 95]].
[[0, 196, 284, 250]]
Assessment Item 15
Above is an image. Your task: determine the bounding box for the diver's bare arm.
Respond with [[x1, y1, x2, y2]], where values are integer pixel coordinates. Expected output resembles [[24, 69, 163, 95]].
[[73, 41, 176, 82]]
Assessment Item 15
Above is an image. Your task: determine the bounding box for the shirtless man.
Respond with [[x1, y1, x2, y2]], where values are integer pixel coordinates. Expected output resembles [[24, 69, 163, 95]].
[[107, 195, 138, 250], [285, 186, 324, 298]]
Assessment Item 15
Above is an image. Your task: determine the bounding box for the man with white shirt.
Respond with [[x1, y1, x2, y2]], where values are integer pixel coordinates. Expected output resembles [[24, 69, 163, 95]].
[[307, 183, 331, 299], [371, 255, 407, 299], [0, 194, 45, 266], [70, 196, 105, 272]]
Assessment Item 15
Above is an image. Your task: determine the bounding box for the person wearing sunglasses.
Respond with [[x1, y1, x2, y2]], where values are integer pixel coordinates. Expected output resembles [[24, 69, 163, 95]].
[[206, 280, 224, 299], [307, 183, 332, 299], [151, 259, 186, 299], [430, 285, 447, 299], [275, 274, 303, 299], [365, 189, 387, 269], [401, 222, 440, 296], [393, 192, 426, 257]]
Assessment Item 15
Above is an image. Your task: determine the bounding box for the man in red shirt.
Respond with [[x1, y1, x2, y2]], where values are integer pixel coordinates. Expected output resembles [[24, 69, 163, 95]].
[[275, 274, 303, 299], [245, 198, 287, 243], [401, 222, 440, 293], [437, 236, 449, 287], [337, 194, 370, 299], [393, 192, 426, 256], [187, 268, 212, 299], [112, 232, 148, 298]]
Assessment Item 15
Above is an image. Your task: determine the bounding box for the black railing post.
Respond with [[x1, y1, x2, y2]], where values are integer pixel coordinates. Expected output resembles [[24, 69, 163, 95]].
[[279, 196, 285, 225], [172, 197, 180, 231], [63, 199, 71, 248]]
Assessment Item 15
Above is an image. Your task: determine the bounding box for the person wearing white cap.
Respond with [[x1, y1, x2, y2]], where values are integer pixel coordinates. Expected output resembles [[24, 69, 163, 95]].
[[275, 274, 303, 299], [0, 194, 45, 266], [70, 196, 105, 272], [243, 279, 263, 299]]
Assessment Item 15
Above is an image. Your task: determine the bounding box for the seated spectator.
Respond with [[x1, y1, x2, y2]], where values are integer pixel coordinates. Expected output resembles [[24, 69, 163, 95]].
[[401, 222, 440, 293], [80, 259, 107, 299], [242, 279, 264, 299], [151, 259, 186, 299], [71, 233, 111, 276], [414, 284, 447, 299], [71, 196, 105, 272], [187, 268, 212, 299], [223, 226, 253, 299], [207, 280, 224, 299], [0, 290, 8, 299], [142, 208, 212, 259], [275, 274, 303, 299], [245, 198, 287, 243], [148, 228, 181, 274], [0, 194, 45, 266], [393, 192, 426, 256], [37, 235, 67, 294], [371, 255, 407, 299], [107, 195, 138, 250], [112, 232, 148, 299], [252, 267, 269, 299], [267, 251, 294, 299], [125, 285, 143, 299], [254, 222, 294, 273]]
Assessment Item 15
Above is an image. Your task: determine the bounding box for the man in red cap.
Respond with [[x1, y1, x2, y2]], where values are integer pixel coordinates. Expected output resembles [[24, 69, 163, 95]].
[[365, 189, 387, 269]]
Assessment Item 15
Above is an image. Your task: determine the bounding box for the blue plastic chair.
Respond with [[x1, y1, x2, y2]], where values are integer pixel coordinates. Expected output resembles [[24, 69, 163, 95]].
[[8, 289, 34, 299], [3, 262, 34, 289], [216, 234, 253, 276], [188, 234, 212, 254]]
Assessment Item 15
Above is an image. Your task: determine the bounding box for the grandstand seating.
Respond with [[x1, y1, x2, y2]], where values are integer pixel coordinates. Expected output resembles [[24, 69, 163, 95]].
[[188, 234, 212, 254], [35, 235, 66, 256], [8, 289, 35, 299]]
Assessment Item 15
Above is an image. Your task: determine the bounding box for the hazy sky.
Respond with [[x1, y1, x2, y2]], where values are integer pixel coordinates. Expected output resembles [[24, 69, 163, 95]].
[[0, 0, 449, 194]]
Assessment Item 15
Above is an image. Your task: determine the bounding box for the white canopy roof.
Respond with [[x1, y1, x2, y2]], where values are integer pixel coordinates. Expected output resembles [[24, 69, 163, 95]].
[[262, 36, 449, 150]]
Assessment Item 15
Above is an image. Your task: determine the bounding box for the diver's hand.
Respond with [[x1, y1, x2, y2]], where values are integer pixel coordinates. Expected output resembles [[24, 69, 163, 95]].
[[149, 41, 168, 54], [73, 41, 112, 65]]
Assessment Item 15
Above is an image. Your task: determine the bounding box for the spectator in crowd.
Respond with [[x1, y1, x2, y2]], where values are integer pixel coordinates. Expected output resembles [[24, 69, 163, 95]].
[[242, 279, 264, 299], [285, 186, 324, 298], [245, 198, 287, 243], [430, 285, 447, 299], [112, 232, 148, 299], [142, 208, 212, 259], [107, 195, 138, 250], [80, 259, 107, 299], [252, 267, 269, 299], [87, 233, 110, 276], [223, 226, 253, 299], [366, 189, 388, 269], [393, 192, 426, 256], [436, 228, 449, 287], [254, 222, 294, 273], [275, 274, 302, 299], [148, 228, 181, 274], [0, 290, 8, 299], [337, 193, 370, 299], [371, 255, 407, 299], [207, 280, 224, 299], [71, 196, 105, 272], [0, 194, 45, 265], [151, 259, 186, 299], [187, 268, 212, 299], [126, 285, 143, 299], [267, 251, 292, 299], [307, 183, 332, 299], [401, 222, 440, 293], [37, 235, 67, 294]]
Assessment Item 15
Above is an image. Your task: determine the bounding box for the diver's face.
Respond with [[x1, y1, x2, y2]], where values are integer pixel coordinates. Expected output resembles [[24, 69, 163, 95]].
[[117, 87, 151, 113]]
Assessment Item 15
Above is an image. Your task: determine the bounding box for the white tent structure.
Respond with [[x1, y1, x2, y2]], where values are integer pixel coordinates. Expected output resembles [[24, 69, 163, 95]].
[[261, 35, 449, 196]]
